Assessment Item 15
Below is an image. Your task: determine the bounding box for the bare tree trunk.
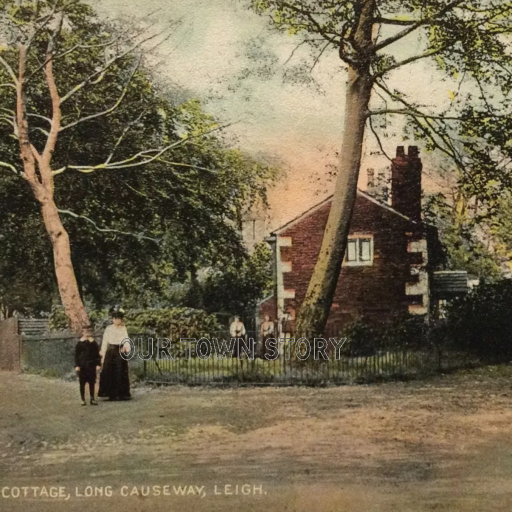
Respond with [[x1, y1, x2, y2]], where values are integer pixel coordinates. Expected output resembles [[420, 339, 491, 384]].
[[296, 69, 372, 336], [16, 42, 90, 334], [40, 197, 90, 332], [296, 0, 375, 337]]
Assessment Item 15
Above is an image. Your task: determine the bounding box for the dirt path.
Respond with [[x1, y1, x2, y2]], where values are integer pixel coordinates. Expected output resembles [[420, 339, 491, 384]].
[[2, 368, 512, 511]]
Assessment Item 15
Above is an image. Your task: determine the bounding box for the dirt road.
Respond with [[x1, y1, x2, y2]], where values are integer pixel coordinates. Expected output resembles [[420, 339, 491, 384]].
[[1, 367, 512, 511]]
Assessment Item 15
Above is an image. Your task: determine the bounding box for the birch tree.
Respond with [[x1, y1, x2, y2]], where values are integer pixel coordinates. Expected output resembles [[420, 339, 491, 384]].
[[250, 0, 512, 335]]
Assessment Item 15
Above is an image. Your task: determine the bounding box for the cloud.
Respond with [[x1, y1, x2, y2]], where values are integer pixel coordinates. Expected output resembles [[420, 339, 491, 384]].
[[87, 0, 459, 226]]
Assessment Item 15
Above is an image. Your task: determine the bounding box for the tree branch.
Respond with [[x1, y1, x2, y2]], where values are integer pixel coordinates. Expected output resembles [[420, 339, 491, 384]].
[[155, 158, 218, 174], [59, 29, 168, 105], [57, 209, 160, 243], [310, 40, 332, 72], [373, 45, 450, 79], [0, 160, 20, 175], [373, 0, 466, 52], [367, 108, 463, 121], [0, 83, 17, 91], [27, 112, 52, 124], [367, 115, 392, 162], [374, 17, 419, 26], [59, 56, 142, 132], [283, 39, 309, 67], [0, 55, 18, 85], [280, 1, 340, 46], [374, 79, 467, 167], [104, 109, 148, 165], [25, 18, 163, 83], [41, 11, 64, 174], [54, 124, 231, 175], [16, 44, 40, 191], [25, 0, 59, 53]]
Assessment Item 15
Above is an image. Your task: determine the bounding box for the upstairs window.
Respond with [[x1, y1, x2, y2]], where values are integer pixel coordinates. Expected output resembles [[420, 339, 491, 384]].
[[345, 236, 373, 266]]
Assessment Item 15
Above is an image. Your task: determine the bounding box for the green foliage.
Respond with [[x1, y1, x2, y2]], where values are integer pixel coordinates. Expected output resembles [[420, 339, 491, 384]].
[[201, 242, 273, 316], [49, 306, 220, 337], [341, 320, 384, 357], [128, 308, 221, 337], [342, 316, 430, 357], [0, 1, 278, 313], [444, 280, 512, 362], [424, 193, 503, 279], [48, 306, 107, 331]]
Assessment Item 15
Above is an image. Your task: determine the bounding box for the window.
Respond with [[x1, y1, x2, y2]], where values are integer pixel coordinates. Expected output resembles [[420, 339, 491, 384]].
[[345, 236, 373, 266]]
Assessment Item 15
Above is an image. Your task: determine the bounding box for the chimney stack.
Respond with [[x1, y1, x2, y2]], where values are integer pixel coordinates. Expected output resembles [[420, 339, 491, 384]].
[[391, 145, 422, 221]]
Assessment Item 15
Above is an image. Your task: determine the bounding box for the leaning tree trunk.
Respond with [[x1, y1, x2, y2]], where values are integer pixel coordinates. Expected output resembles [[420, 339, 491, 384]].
[[295, 68, 372, 337], [295, 0, 375, 338], [40, 197, 90, 333], [16, 42, 90, 334]]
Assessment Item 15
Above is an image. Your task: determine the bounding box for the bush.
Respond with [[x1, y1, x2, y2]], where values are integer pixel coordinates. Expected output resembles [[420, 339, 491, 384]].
[[341, 316, 431, 357], [342, 320, 385, 357], [48, 306, 109, 331], [49, 306, 221, 338], [382, 316, 431, 351], [128, 308, 221, 338], [444, 279, 512, 362]]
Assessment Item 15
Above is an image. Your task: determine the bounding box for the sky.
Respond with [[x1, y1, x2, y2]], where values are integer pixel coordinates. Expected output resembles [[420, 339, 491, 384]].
[[87, 0, 459, 230]]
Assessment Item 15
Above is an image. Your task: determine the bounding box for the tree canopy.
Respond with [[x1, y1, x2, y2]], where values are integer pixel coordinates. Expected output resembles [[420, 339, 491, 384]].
[[249, 0, 512, 335], [0, 0, 278, 321]]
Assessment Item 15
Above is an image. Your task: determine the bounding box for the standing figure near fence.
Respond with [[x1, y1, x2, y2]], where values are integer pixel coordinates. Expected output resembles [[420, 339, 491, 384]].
[[75, 326, 101, 406], [279, 306, 295, 339], [260, 314, 275, 359], [98, 307, 131, 401], [230, 315, 249, 358]]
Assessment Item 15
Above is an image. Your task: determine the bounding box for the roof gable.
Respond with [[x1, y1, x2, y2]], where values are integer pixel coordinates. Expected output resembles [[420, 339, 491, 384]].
[[272, 189, 416, 235]]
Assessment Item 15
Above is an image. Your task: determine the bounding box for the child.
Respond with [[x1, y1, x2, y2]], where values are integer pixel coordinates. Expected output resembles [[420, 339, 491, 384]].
[[75, 327, 101, 406]]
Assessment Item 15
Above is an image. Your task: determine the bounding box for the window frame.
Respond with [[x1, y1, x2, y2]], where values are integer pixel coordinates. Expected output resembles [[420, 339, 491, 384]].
[[344, 235, 374, 267]]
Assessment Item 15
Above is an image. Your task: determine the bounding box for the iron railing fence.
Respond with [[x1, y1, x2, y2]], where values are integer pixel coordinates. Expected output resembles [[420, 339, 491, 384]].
[[20, 331, 477, 385]]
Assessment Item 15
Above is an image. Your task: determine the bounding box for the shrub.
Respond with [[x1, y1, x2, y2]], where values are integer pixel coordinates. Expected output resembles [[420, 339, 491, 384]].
[[341, 316, 431, 357], [48, 306, 109, 331], [342, 320, 385, 357], [49, 306, 221, 338], [128, 308, 221, 338], [444, 279, 512, 362]]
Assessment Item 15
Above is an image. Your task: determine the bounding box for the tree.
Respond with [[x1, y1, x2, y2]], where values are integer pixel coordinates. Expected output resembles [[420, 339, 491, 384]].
[[0, 94, 276, 317], [0, 1, 169, 330], [0, 1, 276, 330], [201, 242, 273, 318], [250, 0, 512, 335], [424, 193, 503, 280]]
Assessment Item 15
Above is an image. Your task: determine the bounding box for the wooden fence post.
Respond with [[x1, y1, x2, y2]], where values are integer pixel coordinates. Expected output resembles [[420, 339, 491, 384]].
[[0, 317, 21, 371]]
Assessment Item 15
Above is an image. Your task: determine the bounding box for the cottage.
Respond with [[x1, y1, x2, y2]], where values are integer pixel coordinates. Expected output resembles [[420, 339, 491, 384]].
[[259, 146, 446, 334]]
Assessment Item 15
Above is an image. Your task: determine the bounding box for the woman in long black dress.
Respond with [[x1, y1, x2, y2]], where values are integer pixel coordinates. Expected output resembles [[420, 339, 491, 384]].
[[98, 309, 131, 401]]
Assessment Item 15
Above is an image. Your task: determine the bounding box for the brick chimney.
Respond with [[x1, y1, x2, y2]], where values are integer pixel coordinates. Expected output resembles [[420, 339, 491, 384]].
[[391, 146, 422, 221]]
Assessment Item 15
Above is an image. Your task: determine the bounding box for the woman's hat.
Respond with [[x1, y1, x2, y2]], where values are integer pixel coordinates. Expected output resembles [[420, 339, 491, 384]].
[[110, 305, 125, 319]]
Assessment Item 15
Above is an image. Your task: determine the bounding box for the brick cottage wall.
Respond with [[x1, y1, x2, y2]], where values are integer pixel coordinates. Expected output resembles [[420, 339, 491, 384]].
[[260, 147, 438, 331], [259, 296, 277, 320], [278, 194, 425, 329], [277, 189, 432, 328]]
